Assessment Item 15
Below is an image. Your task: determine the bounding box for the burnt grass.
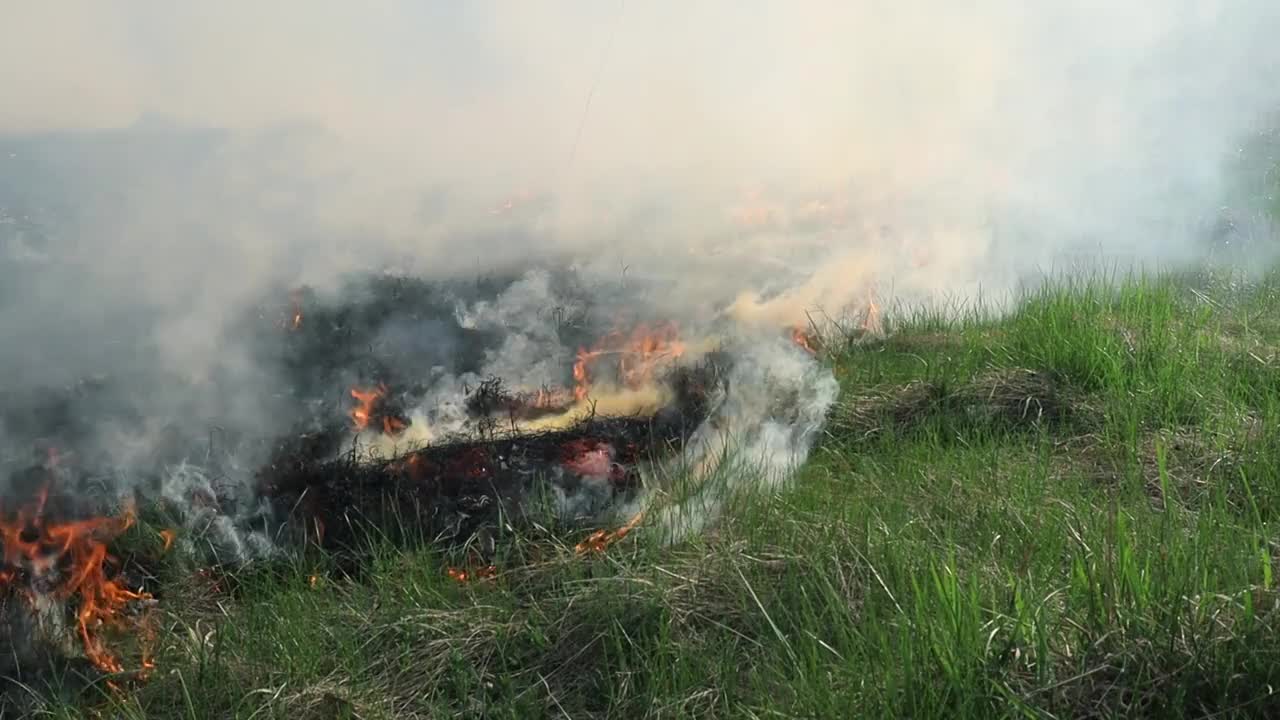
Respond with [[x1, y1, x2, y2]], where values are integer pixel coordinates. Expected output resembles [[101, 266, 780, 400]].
[[21, 267, 1280, 719], [260, 359, 727, 564]]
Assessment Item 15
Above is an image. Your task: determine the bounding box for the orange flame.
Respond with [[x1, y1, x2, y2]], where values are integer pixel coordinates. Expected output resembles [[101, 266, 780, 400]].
[[158, 529, 176, 553], [575, 511, 645, 554], [283, 289, 305, 331], [349, 385, 385, 431], [0, 494, 152, 674], [861, 290, 882, 336], [573, 323, 685, 402], [791, 327, 819, 355], [446, 565, 497, 583], [350, 384, 408, 436]]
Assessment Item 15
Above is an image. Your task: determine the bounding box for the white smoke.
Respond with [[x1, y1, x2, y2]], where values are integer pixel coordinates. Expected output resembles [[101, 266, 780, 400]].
[[644, 333, 840, 543], [2, 1, 1279, 550]]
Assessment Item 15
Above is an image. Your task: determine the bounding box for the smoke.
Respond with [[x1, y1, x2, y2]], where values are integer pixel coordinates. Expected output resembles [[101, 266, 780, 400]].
[[4, 3, 1279, 302], [2, 2, 1279, 543]]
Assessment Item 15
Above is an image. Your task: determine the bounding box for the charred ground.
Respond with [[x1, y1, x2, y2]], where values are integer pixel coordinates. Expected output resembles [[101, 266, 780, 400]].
[[0, 269, 740, 709]]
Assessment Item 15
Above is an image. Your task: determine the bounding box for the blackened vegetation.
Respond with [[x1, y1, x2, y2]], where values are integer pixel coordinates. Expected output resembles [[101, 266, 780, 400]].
[[259, 357, 730, 556], [246, 271, 730, 557], [252, 270, 598, 415], [463, 377, 575, 423]]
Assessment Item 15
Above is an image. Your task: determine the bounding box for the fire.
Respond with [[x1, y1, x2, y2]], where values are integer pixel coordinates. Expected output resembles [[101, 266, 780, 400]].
[[382, 416, 406, 435], [561, 439, 616, 479], [573, 323, 686, 402], [575, 511, 644, 554], [791, 327, 819, 355], [861, 289, 882, 336], [350, 384, 409, 437], [446, 565, 497, 583], [490, 189, 534, 216], [350, 385, 384, 431], [158, 529, 176, 553], [390, 452, 426, 481], [281, 288, 305, 331], [0, 492, 152, 674]]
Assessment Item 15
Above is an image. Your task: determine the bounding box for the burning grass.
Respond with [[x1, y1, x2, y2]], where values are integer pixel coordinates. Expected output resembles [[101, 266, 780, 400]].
[[0, 464, 164, 698], [260, 358, 727, 558], [26, 267, 1280, 719]]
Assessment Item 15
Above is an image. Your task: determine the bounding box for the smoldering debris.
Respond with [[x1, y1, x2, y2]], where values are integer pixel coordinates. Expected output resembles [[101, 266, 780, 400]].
[[0, 263, 832, 690], [260, 357, 728, 555]]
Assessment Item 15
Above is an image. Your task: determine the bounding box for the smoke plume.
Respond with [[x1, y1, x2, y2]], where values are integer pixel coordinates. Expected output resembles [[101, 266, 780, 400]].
[[2, 1, 1280, 545]]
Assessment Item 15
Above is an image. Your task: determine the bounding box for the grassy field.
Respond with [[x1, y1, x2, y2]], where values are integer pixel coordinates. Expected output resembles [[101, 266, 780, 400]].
[[38, 266, 1280, 718]]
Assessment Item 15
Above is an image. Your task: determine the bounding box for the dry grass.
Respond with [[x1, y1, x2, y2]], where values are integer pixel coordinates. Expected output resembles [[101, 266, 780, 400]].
[[829, 367, 1087, 443]]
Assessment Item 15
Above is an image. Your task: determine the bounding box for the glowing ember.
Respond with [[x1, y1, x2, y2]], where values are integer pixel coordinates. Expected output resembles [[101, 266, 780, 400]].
[[446, 565, 497, 583], [0, 491, 152, 674], [281, 288, 305, 331], [562, 441, 613, 478], [389, 453, 426, 481], [575, 511, 645, 554], [791, 327, 819, 355], [490, 189, 534, 216], [573, 322, 685, 402]]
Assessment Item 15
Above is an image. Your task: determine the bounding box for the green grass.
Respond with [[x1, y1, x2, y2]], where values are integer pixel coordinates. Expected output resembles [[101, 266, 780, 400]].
[[32, 266, 1280, 718]]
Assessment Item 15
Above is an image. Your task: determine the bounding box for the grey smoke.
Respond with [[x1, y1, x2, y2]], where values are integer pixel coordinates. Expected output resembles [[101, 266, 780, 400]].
[[2, 1, 1279, 547]]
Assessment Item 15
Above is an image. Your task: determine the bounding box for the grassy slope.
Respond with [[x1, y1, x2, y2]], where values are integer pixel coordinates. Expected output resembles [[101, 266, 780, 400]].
[[46, 268, 1280, 718]]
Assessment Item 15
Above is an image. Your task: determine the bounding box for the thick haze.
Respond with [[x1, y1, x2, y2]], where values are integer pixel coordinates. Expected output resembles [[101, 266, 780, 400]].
[[2, 0, 1279, 396]]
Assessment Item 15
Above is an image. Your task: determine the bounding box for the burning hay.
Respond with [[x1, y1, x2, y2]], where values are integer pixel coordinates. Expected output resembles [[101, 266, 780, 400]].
[[0, 267, 836, 706], [261, 358, 729, 553], [0, 465, 157, 686]]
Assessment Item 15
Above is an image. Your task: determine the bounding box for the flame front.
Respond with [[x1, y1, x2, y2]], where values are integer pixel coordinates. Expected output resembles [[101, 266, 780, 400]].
[[350, 385, 384, 431], [0, 494, 152, 674], [573, 322, 686, 403], [350, 384, 409, 437]]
